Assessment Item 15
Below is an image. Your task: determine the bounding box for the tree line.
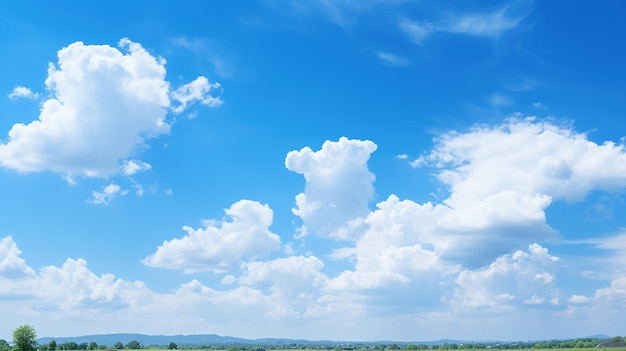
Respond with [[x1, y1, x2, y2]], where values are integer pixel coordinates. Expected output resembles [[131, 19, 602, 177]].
[[3, 325, 626, 351]]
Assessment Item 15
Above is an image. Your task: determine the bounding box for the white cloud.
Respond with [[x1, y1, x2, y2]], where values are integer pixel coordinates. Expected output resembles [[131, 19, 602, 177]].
[[8, 86, 39, 100], [221, 275, 236, 285], [0, 236, 152, 314], [395, 153, 408, 160], [375, 51, 409, 66], [453, 244, 560, 311], [489, 92, 513, 106], [401, 3, 528, 43], [142, 200, 281, 273], [121, 159, 152, 176], [443, 6, 525, 37], [400, 19, 434, 44], [285, 137, 377, 240], [171, 76, 223, 114], [88, 183, 128, 205], [567, 294, 590, 305], [0, 38, 221, 179], [417, 117, 626, 204], [36, 258, 152, 311], [240, 256, 328, 317], [0, 236, 36, 280]]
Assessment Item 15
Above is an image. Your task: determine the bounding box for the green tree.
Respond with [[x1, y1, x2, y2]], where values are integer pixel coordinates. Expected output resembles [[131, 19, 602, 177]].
[[126, 341, 141, 349], [0, 339, 11, 351], [388, 345, 400, 351], [50, 340, 58, 351], [88, 343, 97, 351], [13, 325, 38, 351], [114, 343, 124, 350], [406, 345, 417, 351], [168, 343, 178, 350]]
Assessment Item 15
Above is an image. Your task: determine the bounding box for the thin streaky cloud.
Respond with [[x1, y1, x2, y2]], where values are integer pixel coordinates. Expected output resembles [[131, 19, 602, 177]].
[[401, 1, 530, 43], [376, 51, 410, 66]]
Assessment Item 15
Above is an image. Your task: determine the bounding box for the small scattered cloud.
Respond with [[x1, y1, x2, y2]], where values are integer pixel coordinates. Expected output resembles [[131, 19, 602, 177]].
[[489, 92, 513, 106], [375, 51, 409, 66], [395, 153, 408, 160], [221, 275, 236, 285], [121, 160, 152, 176], [400, 19, 434, 44], [567, 294, 590, 305], [171, 76, 223, 114], [88, 183, 128, 205], [8, 86, 39, 100]]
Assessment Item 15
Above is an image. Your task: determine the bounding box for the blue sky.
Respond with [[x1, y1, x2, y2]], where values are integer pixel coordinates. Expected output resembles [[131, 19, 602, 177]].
[[1, 0, 626, 342]]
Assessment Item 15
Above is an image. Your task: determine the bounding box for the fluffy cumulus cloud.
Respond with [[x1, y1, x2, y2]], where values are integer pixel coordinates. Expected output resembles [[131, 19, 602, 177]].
[[239, 256, 328, 317], [300, 122, 626, 305], [5, 118, 626, 339], [0, 38, 221, 178], [142, 200, 281, 273], [0, 236, 153, 321], [0, 236, 36, 280], [415, 117, 626, 203], [285, 137, 377, 240], [8, 86, 39, 100], [36, 258, 152, 311], [452, 244, 560, 312]]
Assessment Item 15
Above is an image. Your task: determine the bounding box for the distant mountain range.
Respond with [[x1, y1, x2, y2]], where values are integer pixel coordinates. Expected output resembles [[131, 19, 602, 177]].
[[36, 333, 612, 347]]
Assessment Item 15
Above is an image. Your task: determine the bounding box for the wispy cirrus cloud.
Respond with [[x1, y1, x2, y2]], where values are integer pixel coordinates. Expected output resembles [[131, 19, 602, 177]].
[[401, 2, 530, 44], [375, 51, 409, 66]]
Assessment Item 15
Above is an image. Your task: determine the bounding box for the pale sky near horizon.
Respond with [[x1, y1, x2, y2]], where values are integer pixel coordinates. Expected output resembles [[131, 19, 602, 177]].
[[1, 0, 626, 343]]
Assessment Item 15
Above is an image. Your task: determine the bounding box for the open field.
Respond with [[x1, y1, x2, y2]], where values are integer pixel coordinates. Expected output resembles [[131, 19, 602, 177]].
[[133, 349, 626, 351]]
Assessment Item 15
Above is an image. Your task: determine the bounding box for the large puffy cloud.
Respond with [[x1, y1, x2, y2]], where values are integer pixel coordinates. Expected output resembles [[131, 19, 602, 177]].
[[0, 235, 153, 326], [36, 258, 152, 311], [0, 38, 221, 178], [142, 200, 281, 273], [0, 236, 274, 337], [315, 118, 626, 297], [452, 243, 560, 312], [239, 256, 328, 317], [415, 117, 626, 204], [285, 137, 377, 240]]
